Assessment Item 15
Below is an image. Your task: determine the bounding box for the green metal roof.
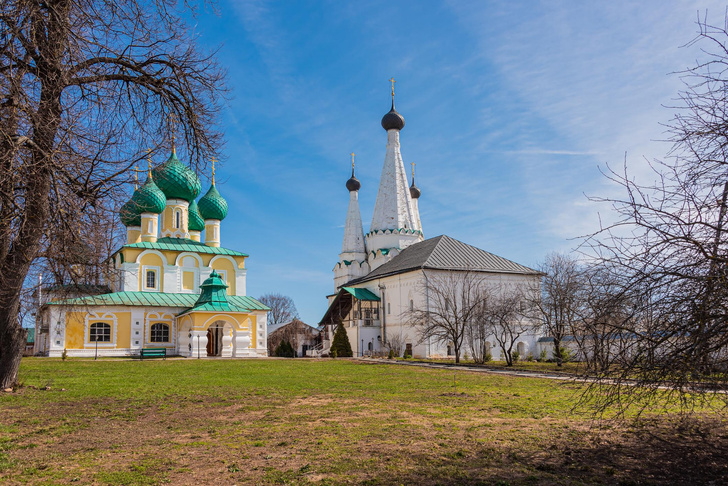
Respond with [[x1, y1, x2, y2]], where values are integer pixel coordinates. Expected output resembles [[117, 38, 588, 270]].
[[26, 328, 35, 344], [119, 237, 248, 257], [48, 291, 269, 312], [342, 287, 380, 301]]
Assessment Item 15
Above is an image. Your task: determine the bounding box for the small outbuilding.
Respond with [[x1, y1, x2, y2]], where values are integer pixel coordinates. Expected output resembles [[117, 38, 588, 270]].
[[267, 319, 320, 357]]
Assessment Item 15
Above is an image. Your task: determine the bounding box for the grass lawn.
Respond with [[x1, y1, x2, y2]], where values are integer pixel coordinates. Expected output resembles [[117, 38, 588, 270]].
[[1, 358, 726, 485]]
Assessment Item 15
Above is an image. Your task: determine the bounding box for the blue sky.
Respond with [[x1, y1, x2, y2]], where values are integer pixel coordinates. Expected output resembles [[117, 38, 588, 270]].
[[185, 0, 724, 325]]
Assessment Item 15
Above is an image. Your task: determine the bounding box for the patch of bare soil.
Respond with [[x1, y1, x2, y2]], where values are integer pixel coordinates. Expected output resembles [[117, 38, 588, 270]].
[[3, 394, 728, 485]]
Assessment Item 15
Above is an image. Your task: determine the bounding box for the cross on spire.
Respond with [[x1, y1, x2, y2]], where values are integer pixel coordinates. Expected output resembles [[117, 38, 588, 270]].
[[212, 157, 216, 185], [350, 152, 356, 173], [389, 77, 396, 99], [168, 112, 177, 153], [132, 165, 141, 189], [147, 148, 153, 177]]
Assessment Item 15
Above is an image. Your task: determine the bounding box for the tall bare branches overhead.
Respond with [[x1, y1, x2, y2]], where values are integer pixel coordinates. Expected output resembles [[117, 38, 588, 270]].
[[583, 13, 728, 414], [0, 0, 226, 388]]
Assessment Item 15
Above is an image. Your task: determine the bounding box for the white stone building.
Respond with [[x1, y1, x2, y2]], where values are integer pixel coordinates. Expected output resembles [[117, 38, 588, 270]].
[[319, 90, 543, 359]]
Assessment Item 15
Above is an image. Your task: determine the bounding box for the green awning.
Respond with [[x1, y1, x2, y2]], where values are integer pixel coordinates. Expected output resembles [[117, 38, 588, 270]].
[[341, 287, 380, 301]]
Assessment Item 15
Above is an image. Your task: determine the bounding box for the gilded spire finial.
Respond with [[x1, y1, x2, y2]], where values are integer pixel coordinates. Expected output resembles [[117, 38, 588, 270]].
[[147, 149, 153, 177], [411, 162, 416, 184], [212, 157, 216, 185], [168, 112, 177, 154], [389, 77, 396, 99], [350, 152, 355, 175], [133, 165, 139, 189]]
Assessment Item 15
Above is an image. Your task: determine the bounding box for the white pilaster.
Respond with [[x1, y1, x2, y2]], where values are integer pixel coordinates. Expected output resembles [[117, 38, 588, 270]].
[[235, 268, 247, 296], [189, 330, 208, 359]]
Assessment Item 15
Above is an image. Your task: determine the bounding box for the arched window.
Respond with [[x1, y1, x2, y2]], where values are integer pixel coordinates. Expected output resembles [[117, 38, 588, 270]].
[[145, 270, 156, 289], [150, 323, 170, 343], [174, 210, 181, 229], [90, 322, 111, 342]]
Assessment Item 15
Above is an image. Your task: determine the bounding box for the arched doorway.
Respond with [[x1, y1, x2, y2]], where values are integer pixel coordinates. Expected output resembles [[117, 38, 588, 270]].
[[207, 323, 223, 356]]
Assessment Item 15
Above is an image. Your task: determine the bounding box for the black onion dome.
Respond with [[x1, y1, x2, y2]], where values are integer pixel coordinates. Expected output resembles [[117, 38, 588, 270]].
[[381, 100, 405, 131], [410, 181, 421, 199], [346, 168, 361, 192]]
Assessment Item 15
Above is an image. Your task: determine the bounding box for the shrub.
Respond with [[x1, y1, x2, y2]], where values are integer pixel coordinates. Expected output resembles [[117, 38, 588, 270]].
[[61, 349, 67, 361], [403, 353, 411, 359], [557, 346, 573, 363], [511, 350, 520, 363], [484, 352, 492, 362], [330, 321, 353, 358], [526, 353, 534, 362], [388, 349, 394, 359], [539, 348, 548, 362], [274, 340, 295, 358]]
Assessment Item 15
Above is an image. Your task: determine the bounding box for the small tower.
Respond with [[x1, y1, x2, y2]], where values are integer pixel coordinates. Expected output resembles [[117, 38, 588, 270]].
[[120, 162, 166, 243], [198, 159, 228, 247], [367, 79, 424, 269], [152, 146, 202, 239], [409, 162, 422, 234], [334, 154, 369, 290]]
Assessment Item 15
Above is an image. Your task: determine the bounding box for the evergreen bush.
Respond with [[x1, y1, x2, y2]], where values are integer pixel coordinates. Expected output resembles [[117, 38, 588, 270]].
[[330, 322, 353, 358]]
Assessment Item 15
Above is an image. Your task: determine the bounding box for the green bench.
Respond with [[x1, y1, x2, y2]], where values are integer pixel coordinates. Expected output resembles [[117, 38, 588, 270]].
[[139, 347, 167, 360]]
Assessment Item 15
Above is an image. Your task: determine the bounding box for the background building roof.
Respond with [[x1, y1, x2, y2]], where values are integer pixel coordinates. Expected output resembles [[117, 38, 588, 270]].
[[348, 235, 540, 285]]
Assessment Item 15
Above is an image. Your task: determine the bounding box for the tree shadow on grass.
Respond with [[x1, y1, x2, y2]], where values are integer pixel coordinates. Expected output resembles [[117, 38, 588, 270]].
[[362, 416, 728, 486]]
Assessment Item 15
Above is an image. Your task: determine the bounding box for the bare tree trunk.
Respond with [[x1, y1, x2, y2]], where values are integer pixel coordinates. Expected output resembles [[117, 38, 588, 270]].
[[0, 323, 26, 389]]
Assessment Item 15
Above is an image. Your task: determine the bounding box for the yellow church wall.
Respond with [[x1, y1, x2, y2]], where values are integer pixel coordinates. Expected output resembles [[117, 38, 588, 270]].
[[210, 258, 236, 295], [116, 312, 132, 348], [138, 253, 165, 291], [65, 312, 86, 349], [161, 202, 189, 235], [122, 249, 143, 265]]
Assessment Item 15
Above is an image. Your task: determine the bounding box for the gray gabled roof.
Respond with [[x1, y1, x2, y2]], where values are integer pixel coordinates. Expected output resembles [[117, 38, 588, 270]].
[[347, 235, 539, 285]]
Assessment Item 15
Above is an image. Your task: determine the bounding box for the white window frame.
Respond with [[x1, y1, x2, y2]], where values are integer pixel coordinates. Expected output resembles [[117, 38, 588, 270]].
[[141, 265, 161, 292], [144, 312, 175, 347], [174, 209, 181, 229], [84, 312, 118, 347], [150, 323, 171, 343]]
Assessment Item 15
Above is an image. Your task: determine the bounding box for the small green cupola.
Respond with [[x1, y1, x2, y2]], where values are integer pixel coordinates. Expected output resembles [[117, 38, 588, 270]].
[[119, 188, 142, 227], [198, 183, 228, 221], [152, 149, 202, 202], [132, 172, 166, 214], [188, 199, 205, 232], [194, 270, 229, 307]]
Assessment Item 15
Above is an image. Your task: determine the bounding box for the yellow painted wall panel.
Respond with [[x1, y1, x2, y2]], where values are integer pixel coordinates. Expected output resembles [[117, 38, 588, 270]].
[[211, 258, 236, 295], [182, 271, 195, 290], [116, 312, 132, 348], [65, 312, 85, 349]]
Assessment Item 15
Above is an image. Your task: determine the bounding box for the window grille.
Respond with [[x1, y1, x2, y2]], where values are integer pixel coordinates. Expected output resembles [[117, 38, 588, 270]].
[[90, 322, 111, 342], [150, 323, 169, 343]]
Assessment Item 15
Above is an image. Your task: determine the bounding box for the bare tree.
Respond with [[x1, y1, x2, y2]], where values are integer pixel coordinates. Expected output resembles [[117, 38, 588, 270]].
[[259, 293, 299, 327], [385, 332, 404, 357], [583, 14, 728, 413], [484, 286, 534, 366], [0, 0, 225, 388], [528, 253, 582, 366], [411, 270, 486, 364]]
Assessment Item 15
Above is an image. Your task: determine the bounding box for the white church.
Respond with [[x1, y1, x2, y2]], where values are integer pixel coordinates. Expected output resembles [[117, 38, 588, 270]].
[[318, 87, 543, 359]]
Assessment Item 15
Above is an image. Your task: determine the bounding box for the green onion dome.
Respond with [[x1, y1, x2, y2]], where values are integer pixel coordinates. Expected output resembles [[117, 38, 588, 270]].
[[198, 183, 228, 221], [132, 173, 166, 214], [151, 150, 202, 202], [188, 199, 205, 232], [119, 190, 142, 227]]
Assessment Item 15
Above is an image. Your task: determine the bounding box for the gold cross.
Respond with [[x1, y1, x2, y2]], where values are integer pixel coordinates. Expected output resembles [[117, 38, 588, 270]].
[[168, 112, 177, 152], [147, 148, 153, 177], [389, 77, 396, 98], [212, 157, 216, 185], [411, 162, 415, 178], [132, 165, 140, 189], [350, 152, 355, 170]]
